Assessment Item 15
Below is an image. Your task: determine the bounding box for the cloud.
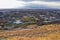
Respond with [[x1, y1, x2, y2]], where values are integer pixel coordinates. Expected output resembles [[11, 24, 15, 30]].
[[0, 0, 60, 9], [41, 0, 60, 1], [37, 0, 60, 1], [0, 0, 26, 9], [18, 0, 33, 2], [18, 0, 60, 2], [32, 1, 60, 6], [23, 1, 60, 9]]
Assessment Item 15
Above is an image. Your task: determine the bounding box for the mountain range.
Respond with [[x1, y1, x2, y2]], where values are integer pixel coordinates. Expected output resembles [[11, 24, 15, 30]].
[[20, 4, 55, 9]]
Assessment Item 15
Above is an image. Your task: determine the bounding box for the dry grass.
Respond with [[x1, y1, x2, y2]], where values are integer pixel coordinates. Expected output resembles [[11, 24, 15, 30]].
[[0, 24, 60, 40]]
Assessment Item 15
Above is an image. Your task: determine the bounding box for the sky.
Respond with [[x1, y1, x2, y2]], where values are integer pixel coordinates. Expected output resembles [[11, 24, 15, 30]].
[[0, 0, 60, 9]]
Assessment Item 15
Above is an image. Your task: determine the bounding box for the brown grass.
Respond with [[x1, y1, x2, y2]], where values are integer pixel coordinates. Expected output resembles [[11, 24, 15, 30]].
[[0, 24, 60, 40]]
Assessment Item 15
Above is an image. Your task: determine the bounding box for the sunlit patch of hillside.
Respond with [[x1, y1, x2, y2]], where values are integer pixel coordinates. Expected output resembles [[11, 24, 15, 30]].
[[0, 24, 60, 40]]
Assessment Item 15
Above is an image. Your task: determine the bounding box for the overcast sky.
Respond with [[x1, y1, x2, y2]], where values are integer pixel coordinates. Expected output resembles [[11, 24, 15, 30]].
[[0, 0, 60, 9]]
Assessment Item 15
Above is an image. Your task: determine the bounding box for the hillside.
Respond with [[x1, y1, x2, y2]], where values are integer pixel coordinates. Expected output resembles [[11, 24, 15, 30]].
[[0, 24, 60, 40]]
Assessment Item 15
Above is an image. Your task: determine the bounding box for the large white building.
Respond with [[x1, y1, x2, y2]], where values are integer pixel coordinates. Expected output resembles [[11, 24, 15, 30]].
[[14, 20, 22, 24]]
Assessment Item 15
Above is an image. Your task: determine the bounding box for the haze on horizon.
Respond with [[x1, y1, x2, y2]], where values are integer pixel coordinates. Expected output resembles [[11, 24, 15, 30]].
[[0, 0, 60, 9]]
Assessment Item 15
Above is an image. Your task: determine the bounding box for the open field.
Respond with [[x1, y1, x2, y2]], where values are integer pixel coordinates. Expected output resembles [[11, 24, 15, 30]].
[[0, 24, 60, 40]]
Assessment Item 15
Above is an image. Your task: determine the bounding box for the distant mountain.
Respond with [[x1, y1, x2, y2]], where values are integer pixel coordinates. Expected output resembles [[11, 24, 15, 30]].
[[21, 4, 52, 9]]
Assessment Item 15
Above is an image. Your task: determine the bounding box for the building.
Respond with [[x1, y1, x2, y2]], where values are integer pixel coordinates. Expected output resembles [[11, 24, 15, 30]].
[[14, 20, 22, 24], [0, 22, 5, 29]]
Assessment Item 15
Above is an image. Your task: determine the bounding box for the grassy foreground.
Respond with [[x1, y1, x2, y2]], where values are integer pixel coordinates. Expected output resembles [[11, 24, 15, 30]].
[[0, 24, 60, 40]]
